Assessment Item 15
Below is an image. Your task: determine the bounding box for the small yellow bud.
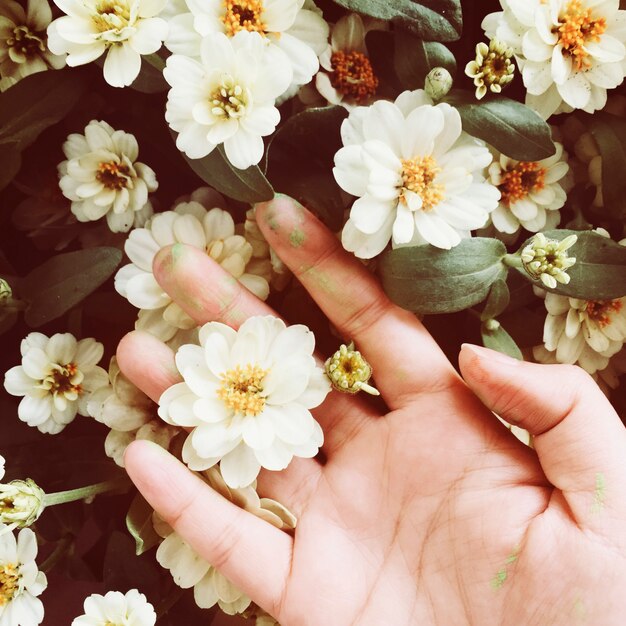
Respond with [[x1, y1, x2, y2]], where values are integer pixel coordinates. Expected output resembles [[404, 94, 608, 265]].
[[324, 342, 380, 396]]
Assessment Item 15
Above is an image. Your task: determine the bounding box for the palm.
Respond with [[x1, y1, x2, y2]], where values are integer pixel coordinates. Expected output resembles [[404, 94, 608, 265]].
[[120, 197, 626, 626]]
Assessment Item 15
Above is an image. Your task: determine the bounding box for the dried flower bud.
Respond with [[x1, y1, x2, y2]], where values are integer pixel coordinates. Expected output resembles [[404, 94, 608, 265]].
[[424, 67, 453, 101], [521, 233, 577, 290], [0, 479, 45, 529], [325, 342, 380, 396]]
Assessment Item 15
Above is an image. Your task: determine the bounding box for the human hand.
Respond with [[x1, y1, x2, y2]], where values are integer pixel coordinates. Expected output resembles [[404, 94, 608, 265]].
[[118, 195, 626, 626]]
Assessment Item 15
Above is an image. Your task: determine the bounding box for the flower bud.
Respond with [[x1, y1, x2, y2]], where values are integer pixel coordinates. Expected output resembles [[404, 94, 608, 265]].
[[324, 342, 380, 396], [424, 67, 453, 101], [520, 233, 577, 290], [0, 278, 12, 303], [0, 479, 45, 529]]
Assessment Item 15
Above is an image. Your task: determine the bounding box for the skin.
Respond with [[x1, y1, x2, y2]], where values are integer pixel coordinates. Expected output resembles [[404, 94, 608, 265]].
[[118, 196, 626, 626]]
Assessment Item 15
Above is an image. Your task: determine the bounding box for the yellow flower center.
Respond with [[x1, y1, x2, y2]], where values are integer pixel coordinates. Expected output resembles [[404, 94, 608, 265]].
[[217, 364, 268, 416], [92, 0, 132, 33], [0, 564, 20, 607], [209, 77, 249, 119], [585, 299, 623, 327], [330, 51, 378, 103], [400, 156, 444, 211], [221, 0, 266, 36], [6, 26, 46, 60], [96, 161, 131, 190], [555, 0, 607, 71], [499, 161, 546, 207]]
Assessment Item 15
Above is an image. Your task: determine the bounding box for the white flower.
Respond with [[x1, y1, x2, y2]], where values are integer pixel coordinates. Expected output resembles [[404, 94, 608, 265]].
[[464, 39, 515, 100], [71, 589, 156, 626], [165, 0, 328, 94], [488, 142, 569, 234], [115, 187, 273, 343], [316, 13, 378, 108], [482, 0, 626, 118], [334, 89, 500, 257], [537, 290, 626, 371], [58, 120, 157, 233], [3, 332, 108, 434], [0, 0, 65, 82], [520, 232, 577, 289], [0, 527, 47, 626], [158, 315, 330, 487], [164, 31, 292, 168], [0, 480, 45, 529], [87, 358, 177, 467], [0, 456, 4, 481], [154, 466, 294, 614], [47, 0, 168, 88]]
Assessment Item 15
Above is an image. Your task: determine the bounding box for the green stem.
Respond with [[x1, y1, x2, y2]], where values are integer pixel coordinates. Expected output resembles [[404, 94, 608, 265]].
[[502, 253, 523, 269], [40, 534, 72, 573], [43, 476, 131, 507]]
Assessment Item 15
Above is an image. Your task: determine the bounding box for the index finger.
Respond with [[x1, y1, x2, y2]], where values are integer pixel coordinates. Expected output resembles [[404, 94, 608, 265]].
[[255, 195, 458, 408]]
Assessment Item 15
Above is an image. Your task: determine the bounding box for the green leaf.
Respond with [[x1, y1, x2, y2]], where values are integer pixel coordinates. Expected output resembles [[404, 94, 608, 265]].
[[394, 32, 456, 90], [516, 229, 626, 300], [481, 279, 510, 321], [129, 54, 168, 93], [126, 492, 160, 556], [331, 0, 462, 42], [446, 92, 555, 161], [20, 247, 123, 327], [378, 238, 508, 314], [588, 112, 626, 219], [0, 68, 87, 151], [481, 321, 523, 360], [180, 143, 274, 204], [266, 106, 348, 230]]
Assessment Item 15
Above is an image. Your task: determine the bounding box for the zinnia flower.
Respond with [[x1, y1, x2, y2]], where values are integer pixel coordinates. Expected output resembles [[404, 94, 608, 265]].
[[334, 89, 500, 256], [47, 0, 168, 88], [71, 590, 156, 626], [158, 316, 330, 487], [0, 480, 45, 530], [58, 120, 157, 233], [0, 526, 47, 626], [488, 142, 570, 234], [115, 188, 273, 343], [3, 332, 108, 434], [464, 39, 515, 100], [165, 0, 328, 94], [0, 0, 65, 82], [164, 31, 292, 168], [482, 0, 626, 118]]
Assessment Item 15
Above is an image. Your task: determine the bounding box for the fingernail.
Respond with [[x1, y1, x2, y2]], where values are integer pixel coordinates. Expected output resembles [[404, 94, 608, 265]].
[[461, 343, 521, 366]]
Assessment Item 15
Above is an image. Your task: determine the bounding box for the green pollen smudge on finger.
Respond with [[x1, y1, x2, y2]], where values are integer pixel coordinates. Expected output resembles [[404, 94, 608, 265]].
[[490, 547, 518, 590], [289, 228, 306, 248], [171, 242, 186, 263], [591, 472, 606, 514]]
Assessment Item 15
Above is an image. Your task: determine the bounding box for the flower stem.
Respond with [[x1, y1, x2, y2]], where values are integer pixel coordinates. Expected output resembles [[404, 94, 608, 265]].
[[503, 253, 523, 269], [43, 476, 131, 507], [40, 534, 73, 573]]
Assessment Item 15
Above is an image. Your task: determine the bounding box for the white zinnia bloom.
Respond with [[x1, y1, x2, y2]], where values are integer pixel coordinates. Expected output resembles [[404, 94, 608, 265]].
[[164, 31, 292, 169], [71, 589, 156, 626], [154, 466, 294, 615], [0, 526, 47, 626], [58, 120, 157, 233], [0, 0, 65, 82], [165, 0, 328, 94], [158, 316, 330, 487], [334, 89, 500, 257], [537, 290, 626, 372], [0, 457, 4, 481], [115, 187, 273, 343], [46, 0, 168, 88], [488, 142, 570, 234], [482, 0, 626, 118], [3, 332, 108, 434], [316, 13, 379, 108], [87, 358, 177, 467]]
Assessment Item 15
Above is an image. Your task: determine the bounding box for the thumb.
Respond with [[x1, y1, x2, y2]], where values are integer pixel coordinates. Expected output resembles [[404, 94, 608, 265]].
[[459, 344, 626, 532]]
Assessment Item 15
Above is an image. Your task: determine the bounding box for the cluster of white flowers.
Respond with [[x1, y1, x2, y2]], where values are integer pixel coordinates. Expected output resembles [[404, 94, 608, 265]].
[[115, 187, 276, 344], [334, 89, 501, 256], [3, 332, 108, 434], [483, 0, 626, 119], [154, 465, 294, 617], [158, 315, 330, 487]]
